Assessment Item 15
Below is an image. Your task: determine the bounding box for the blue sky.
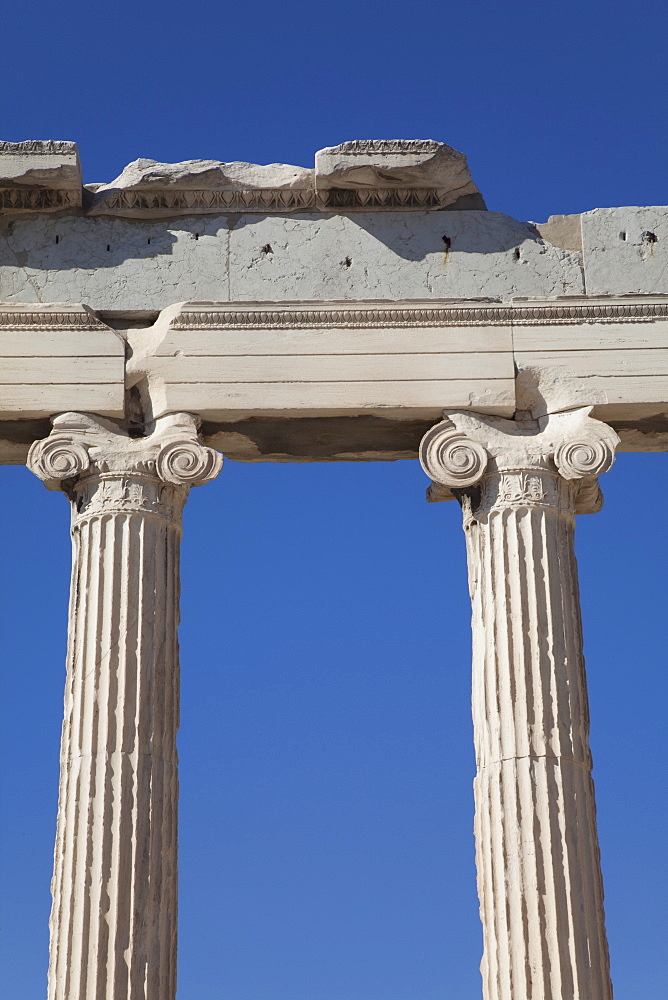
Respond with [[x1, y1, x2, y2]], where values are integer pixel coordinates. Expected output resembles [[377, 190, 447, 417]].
[[1, 2, 667, 998]]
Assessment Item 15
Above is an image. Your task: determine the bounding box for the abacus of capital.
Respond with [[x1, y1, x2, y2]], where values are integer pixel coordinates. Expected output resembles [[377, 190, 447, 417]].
[[2, 137, 668, 1000]]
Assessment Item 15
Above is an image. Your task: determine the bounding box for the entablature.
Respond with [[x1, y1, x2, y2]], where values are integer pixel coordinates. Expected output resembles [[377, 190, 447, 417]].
[[0, 295, 667, 463]]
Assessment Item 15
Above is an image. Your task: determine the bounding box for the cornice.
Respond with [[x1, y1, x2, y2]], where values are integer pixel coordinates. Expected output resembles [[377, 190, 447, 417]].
[[2, 139, 481, 216]]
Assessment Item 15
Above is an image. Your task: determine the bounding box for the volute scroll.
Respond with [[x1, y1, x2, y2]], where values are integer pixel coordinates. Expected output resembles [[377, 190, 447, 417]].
[[419, 419, 489, 488], [553, 424, 618, 481], [156, 439, 223, 487], [27, 435, 91, 491]]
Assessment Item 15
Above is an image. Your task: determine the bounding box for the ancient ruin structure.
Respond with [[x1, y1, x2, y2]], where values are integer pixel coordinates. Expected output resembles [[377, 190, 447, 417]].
[[1, 138, 667, 1000]]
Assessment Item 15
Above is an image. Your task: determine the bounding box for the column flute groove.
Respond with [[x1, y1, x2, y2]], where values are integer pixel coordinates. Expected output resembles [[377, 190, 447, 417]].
[[28, 411, 222, 1000], [420, 407, 618, 1000]]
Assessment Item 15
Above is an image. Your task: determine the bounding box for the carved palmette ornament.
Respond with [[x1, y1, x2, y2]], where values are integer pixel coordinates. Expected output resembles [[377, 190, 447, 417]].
[[90, 187, 317, 216], [500, 472, 546, 502], [475, 470, 567, 517], [489, 470, 551, 506], [71, 475, 184, 521]]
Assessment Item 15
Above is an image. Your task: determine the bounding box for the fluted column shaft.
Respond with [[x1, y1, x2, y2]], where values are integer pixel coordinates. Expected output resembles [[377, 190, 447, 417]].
[[29, 412, 222, 1000], [467, 473, 610, 1000], [420, 407, 618, 1000]]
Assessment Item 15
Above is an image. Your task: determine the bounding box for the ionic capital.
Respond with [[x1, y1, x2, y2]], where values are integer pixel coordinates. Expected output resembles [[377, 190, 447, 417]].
[[420, 407, 619, 515], [28, 411, 222, 520]]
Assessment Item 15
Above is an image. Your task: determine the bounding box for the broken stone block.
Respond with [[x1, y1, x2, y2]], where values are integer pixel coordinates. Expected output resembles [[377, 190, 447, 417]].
[[535, 213, 583, 252], [88, 158, 316, 217], [315, 139, 485, 210], [0, 140, 82, 213]]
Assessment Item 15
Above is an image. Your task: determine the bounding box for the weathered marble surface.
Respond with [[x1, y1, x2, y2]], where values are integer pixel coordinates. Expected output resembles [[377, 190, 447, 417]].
[[316, 139, 475, 189], [89, 158, 316, 217], [2, 205, 667, 311], [0, 210, 583, 309], [97, 157, 314, 192], [1, 139, 666, 304], [535, 212, 583, 251], [582, 205, 668, 294], [314, 139, 484, 210], [0, 302, 124, 417], [2, 139, 483, 216]]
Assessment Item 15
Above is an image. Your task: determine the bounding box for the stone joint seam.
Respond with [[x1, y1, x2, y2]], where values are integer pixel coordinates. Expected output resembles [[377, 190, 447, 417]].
[[481, 753, 591, 769], [66, 751, 178, 765]]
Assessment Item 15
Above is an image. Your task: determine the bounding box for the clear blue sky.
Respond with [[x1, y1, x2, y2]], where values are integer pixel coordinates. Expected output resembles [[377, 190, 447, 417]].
[[1, 2, 667, 998]]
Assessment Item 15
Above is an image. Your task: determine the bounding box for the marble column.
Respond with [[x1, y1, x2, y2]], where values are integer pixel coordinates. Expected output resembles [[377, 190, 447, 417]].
[[420, 407, 619, 1000], [28, 411, 222, 1000]]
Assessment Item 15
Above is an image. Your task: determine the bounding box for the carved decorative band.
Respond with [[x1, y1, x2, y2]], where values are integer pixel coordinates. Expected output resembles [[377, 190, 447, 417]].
[[72, 473, 186, 523], [5, 296, 667, 333], [509, 301, 668, 324], [474, 469, 572, 516], [172, 298, 668, 330], [0, 140, 76, 155], [319, 188, 449, 210], [0, 188, 80, 211], [0, 310, 105, 331], [334, 140, 443, 154], [171, 305, 511, 330], [91, 187, 317, 215]]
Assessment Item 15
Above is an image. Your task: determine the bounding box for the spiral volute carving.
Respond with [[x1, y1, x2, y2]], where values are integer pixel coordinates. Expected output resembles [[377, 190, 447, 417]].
[[156, 440, 223, 486], [419, 425, 488, 487], [28, 435, 90, 484], [554, 432, 616, 480]]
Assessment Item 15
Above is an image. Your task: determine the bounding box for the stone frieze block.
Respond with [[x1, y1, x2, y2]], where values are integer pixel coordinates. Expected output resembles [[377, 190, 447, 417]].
[[87, 157, 317, 217], [314, 139, 485, 211], [87, 141, 485, 217], [0, 140, 82, 212]]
